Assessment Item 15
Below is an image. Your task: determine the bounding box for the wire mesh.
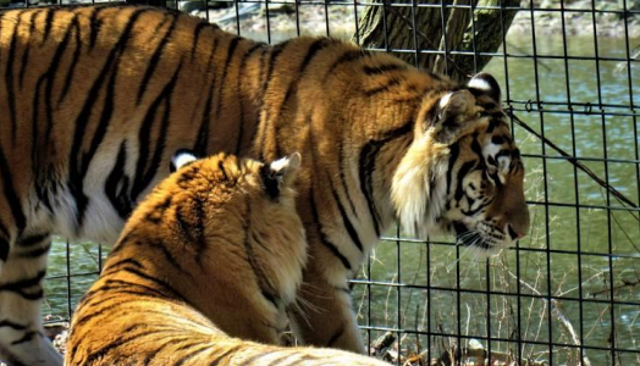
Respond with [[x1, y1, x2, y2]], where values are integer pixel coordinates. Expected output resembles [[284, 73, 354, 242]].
[[2, 0, 635, 364]]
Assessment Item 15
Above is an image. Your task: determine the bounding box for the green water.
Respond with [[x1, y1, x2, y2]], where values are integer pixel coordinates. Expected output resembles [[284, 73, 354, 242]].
[[44, 32, 640, 364]]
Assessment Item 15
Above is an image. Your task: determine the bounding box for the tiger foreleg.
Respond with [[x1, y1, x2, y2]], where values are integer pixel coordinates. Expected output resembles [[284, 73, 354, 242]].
[[289, 262, 365, 354], [0, 233, 62, 366]]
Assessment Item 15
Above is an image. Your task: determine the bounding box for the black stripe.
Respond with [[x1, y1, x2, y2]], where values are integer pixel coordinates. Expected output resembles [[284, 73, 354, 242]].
[[68, 9, 148, 231], [71, 322, 184, 364], [217, 160, 230, 182], [365, 77, 402, 96], [131, 62, 183, 202], [257, 40, 291, 160], [31, 73, 54, 212], [236, 350, 282, 366], [338, 144, 359, 218], [326, 49, 370, 76], [11, 330, 41, 346], [328, 178, 363, 253], [119, 266, 190, 304], [0, 320, 27, 330], [16, 242, 50, 259], [77, 284, 169, 317], [41, 8, 55, 45], [309, 188, 352, 270], [363, 63, 406, 75], [358, 121, 414, 237], [209, 346, 242, 366], [247, 47, 269, 153], [0, 146, 26, 232], [213, 37, 241, 120], [105, 141, 133, 219], [136, 14, 177, 104], [82, 328, 175, 365], [44, 15, 79, 143], [264, 353, 298, 366], [190, 21, 218, 61], [17, 233, 48, 247], [193, 39, 218, 157], [147, 240, 185, 275], [327, 324, 345, 347], [470, 136, 483, 159], [271, 38, 334, 156], [283, 38, 333, 108], [173, 345, 211, 366], [446, 143, 460, 195], [0, 219, 8, 238], [19, 10, 39, 90], [144, 196, 173, 224], [191, 22, 207, 60], [0, 237, 8, 262], [235, 42, 266, 155], [142, 338, 191, 365], [84, 287, 168, 304], [57, 16, 82, 106], [0, 270, 46, 300], [88, 6, 102, 50], [5, 11, 23, 144], [486, 118, 500, 134], [454, 161, 477, 201], [462, 197, 493, 216], [101, 258, 144, 275]]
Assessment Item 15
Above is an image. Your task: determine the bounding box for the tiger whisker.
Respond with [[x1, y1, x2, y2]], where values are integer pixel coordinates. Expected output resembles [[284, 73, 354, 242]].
[[446, 236, 479, 272]]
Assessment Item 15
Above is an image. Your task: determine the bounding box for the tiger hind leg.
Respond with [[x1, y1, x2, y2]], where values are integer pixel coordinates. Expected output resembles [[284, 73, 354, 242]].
[[289, 264, 365, 354], [0, 232, 62, 366]]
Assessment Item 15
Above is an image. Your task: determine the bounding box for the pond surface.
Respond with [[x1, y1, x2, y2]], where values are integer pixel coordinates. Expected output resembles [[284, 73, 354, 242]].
[[44, 26, 639, 365]]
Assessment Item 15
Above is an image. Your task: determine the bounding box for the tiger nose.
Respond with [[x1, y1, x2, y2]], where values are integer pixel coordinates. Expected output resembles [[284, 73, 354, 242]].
[[507, 224, 526, 241]]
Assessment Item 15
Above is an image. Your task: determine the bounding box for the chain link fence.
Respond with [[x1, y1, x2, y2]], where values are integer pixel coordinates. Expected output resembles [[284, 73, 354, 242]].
[[3, 0, 637, 364]]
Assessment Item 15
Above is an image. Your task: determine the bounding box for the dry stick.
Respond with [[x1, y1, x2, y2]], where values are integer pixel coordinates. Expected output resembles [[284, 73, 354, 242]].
[[589, 278, 640, 297], [505, 269, 593, 366], [507, 111, 640, 214]]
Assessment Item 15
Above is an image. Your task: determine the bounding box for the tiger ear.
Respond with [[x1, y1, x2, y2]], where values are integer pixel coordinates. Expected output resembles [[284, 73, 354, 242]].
[[170, 149, 198, 173], [467, 72, 501, 103], [260, 153, 301, 199], [429, 89, 476, 141]]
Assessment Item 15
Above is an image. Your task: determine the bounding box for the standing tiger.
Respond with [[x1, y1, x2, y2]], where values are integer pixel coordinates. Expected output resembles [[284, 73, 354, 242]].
[[65, 151, 388, 366], [0, 4, 529, 365]]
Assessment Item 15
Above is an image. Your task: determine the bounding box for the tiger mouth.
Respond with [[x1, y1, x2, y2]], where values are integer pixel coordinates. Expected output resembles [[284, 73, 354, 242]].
[[453, 221, 494, 250]]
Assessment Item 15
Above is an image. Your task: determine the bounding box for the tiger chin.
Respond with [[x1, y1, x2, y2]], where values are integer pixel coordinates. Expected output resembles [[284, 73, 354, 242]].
[[391, 73, 530, 257], [65, 151, 389, 366]]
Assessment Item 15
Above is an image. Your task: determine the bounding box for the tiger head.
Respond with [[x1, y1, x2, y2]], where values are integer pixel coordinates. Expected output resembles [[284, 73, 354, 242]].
[[391, 73, 530, 255]]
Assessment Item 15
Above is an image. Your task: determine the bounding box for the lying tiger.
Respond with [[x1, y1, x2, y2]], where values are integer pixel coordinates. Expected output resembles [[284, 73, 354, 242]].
[[0, 4, 529, 365], [65, 151, 389, 366]]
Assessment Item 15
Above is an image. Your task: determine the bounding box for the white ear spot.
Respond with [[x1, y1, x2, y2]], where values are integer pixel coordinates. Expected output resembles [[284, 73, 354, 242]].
[[170, 150, 197, 172], [270, 152, 301, 173], [439, 93, 453, 108], [468, 77, 492, 93]]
